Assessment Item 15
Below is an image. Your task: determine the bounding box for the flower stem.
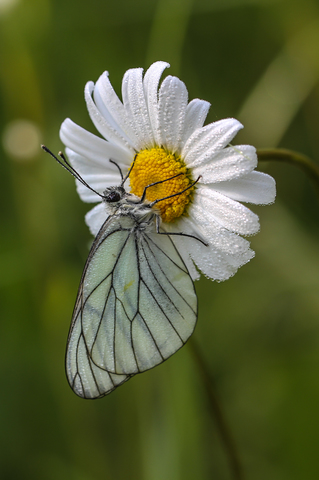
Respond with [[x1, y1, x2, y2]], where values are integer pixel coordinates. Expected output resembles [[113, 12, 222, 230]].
[[257, 148, 319, 197], [189, 338, 244, 480]]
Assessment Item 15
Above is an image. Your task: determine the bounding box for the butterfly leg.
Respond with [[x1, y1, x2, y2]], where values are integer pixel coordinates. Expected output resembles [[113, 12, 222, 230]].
[[155, 215, 208, 247]]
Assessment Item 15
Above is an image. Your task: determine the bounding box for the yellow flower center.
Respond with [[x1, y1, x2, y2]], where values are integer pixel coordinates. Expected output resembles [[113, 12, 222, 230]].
[[129, 147, 194, 223]]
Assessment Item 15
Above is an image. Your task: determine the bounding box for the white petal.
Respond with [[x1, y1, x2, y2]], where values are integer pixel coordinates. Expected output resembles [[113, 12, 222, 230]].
[[186, 207, 251, 255], [122, 67, 154, 149], [174, 216, 254, 282], [60, 118, 133, 171], [212, 171, 276, 205], [65, 148, 121, 203], [65, 148, 121, 181], [181, 99, 210, 147], [194, 186, 260, 235], [190, 237, 254, 282], [94, 71, 139, 147], [192, 145, 257, 183], [143, 61, 170, 146], [85, 82, 135, 153], [157, 75, 188, 153], [65, 148, 120, 203], [74, 178, 99, 203], [85, 203, 109, 236], [74, 179, 105, 203], [182, 118, 243, 168]]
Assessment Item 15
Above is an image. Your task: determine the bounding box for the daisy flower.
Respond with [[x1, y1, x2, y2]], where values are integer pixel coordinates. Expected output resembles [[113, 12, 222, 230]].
[[60, 61, 275, 282]]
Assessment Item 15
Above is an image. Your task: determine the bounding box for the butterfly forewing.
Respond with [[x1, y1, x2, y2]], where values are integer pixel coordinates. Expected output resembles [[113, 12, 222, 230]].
[[66, 213, 197, 398]]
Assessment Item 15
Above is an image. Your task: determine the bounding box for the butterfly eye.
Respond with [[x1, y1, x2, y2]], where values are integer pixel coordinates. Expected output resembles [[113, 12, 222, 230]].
[[106, 191, 121, 203]]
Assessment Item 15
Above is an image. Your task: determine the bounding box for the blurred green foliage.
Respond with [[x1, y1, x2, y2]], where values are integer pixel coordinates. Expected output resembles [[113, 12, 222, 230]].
[[1, 0, 319, 479]]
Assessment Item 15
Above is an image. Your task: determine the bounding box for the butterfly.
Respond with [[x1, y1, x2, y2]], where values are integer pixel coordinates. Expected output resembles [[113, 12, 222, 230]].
[[42, 146, 206, 399]]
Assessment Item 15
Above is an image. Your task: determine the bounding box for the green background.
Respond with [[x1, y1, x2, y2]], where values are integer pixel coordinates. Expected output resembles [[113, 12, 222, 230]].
[[1, 0, 319, 478]]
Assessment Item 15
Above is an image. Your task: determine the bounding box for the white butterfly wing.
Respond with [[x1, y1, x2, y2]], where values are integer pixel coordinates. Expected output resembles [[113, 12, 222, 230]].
[[66, 304, 133, 399], [66, 214, 197, 398], [133, 230, 197, 371]]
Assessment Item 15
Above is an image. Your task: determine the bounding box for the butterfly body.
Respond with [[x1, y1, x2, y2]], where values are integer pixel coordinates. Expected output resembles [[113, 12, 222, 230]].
[[102, 185, 160, 232]]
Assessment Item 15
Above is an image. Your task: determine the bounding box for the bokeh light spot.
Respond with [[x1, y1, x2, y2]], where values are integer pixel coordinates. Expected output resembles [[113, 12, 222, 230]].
[[0, 0, 20, 15], [2, 119, 42, 161]]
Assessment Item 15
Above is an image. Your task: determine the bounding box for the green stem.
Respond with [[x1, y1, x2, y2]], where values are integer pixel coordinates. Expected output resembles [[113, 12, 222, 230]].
[[257, 148, 319, 196], [189, 339, 244, 480]]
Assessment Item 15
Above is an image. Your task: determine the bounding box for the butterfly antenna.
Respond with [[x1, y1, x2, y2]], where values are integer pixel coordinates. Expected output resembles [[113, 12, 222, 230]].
[[109, 153, 138, 187], [121, 154, 138, 186], [41, 145, 104, 199], [109, 159, 124, 182]]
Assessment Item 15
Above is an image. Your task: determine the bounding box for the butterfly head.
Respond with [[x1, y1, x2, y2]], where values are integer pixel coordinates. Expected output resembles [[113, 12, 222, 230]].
[[103, 186, 126, 204]]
